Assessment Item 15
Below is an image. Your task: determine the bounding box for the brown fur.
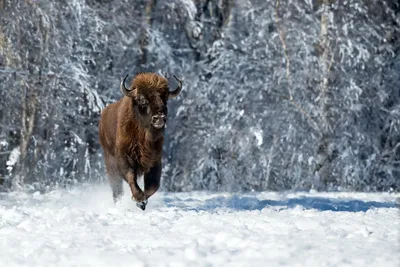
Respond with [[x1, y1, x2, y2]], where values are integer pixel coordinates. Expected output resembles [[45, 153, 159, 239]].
[[99, 72, 182, 206]]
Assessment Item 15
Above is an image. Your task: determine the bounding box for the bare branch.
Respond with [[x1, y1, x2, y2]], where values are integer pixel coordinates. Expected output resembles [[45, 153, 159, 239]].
[[274, 0, 292, 97], [268, 91, 321, 133], [274, 0, 320, 134]]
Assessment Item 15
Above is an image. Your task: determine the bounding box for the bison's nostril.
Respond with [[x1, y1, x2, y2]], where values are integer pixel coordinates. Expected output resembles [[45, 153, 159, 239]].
[[152, 115, 166, 125], [152, 114, 165, 121]]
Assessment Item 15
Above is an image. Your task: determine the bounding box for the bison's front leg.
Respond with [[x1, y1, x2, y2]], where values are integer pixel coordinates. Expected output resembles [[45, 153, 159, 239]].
[[144, 162, 161, 199], [125, 170, 148, 210], [117, 157, 147, 210]]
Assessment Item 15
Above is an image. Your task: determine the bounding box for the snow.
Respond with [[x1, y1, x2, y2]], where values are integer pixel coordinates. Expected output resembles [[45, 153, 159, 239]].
[[6, 147, 20, 172], [0, 139, 8, 148], [0, 184, 398, 267], [251, 128, 263, 146]]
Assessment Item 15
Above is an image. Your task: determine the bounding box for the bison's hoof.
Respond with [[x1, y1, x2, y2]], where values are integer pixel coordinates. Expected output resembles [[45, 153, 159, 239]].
[[136, 200, 148, 211], [132, 196, 148, 210]]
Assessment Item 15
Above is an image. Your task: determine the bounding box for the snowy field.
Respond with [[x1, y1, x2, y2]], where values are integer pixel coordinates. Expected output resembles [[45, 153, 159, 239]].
[[0, 184, 398, 267]]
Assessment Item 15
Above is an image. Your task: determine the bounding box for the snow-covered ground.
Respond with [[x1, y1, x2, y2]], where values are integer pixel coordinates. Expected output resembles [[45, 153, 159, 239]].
[[0, 184, 398, 267]]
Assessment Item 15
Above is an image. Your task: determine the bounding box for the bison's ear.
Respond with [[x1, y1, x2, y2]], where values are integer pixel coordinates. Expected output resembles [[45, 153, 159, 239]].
[[120, 74, 137, 98]]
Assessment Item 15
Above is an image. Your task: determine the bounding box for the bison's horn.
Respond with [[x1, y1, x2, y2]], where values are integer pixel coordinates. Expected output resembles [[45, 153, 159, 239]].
[[169, 75, 183, 99], [120, 74, 132, 96]]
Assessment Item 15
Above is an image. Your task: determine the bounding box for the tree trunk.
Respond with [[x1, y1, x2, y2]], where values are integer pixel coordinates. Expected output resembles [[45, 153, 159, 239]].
[[139, 0, 157, 66], [314, 0, 336, 190], [16, 82, 37, 188], [319, 0, 330, 131]]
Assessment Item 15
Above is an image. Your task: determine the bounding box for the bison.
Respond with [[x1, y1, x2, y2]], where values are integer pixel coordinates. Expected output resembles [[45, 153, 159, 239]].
[[99, 72, 183, 210]]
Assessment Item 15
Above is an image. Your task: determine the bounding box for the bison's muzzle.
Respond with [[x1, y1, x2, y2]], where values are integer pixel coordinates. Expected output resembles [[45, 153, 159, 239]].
[[151, 113, 166, 129]]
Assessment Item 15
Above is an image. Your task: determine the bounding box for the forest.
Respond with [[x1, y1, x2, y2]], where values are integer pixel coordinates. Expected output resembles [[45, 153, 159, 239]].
[[0, 0, 399, 192]]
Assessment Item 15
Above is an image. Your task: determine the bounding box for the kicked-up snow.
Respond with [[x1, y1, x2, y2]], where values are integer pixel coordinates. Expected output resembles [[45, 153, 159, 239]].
[[0, 184, 398, 267]]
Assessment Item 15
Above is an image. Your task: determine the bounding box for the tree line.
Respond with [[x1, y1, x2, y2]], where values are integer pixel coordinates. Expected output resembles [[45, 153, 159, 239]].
[[0, 0, 399, 192]]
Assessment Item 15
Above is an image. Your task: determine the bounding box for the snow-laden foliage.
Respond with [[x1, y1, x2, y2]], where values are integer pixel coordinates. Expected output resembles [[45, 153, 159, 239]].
[[0, 0, 399, 192]]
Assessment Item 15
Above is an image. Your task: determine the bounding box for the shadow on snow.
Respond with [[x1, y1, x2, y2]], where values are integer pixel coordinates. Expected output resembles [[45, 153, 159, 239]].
[[162, 195, 399, 212]]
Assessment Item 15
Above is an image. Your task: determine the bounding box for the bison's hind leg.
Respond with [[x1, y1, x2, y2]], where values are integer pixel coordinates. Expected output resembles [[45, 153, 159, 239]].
[[110, 177, 123, 203], [104, 153, 124, 203]]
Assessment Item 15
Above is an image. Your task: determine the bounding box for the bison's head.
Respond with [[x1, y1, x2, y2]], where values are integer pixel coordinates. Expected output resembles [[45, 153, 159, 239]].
[[120, 73, 182, 130]]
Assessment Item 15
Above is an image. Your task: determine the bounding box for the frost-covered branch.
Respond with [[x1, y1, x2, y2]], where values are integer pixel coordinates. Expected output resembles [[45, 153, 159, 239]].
[[274, 0, 292, 93]]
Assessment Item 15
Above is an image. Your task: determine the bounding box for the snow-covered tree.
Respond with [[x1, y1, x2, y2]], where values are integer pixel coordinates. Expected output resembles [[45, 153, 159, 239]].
[[0, 0, 398, 192]]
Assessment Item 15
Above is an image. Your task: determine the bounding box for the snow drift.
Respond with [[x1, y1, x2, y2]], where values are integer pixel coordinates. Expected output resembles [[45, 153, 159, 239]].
[[0, 184, 398, 267]]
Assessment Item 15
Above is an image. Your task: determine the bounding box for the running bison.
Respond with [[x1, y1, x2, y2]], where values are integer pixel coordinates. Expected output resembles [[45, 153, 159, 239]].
[[99, 73, 183, 210]]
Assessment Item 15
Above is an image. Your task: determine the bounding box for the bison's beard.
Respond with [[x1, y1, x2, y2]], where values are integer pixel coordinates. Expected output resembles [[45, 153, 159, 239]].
[[148, 124, 165, 141]]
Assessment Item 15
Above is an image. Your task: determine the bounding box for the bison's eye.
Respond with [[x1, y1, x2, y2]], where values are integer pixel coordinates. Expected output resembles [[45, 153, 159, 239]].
[[138, 97, 148, 107]]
